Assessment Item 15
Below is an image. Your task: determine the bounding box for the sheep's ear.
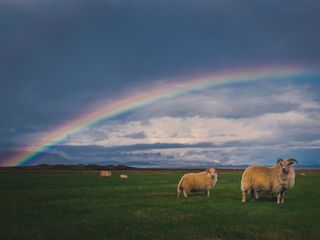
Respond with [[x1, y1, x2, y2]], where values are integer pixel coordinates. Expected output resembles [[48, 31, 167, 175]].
[[288, 158, 298, 165], [277, 159, 284, 164]]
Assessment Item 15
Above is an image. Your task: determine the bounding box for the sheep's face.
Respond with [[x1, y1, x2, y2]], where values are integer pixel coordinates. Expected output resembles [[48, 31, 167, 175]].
[[206, 168, 217, 178], [277, 158, 298, 174], [279, 160, 292, 174]]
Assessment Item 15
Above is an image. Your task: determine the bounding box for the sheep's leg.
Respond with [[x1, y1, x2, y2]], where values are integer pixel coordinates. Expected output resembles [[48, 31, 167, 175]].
[[207, 190, 210, 197], [250, 189, 255, 201], [177, 185, 184, 198], [242, 191, 247, 203], [183, 189, 188, 198], [277, 193, 281, 204], [255, 191, 259, 200]]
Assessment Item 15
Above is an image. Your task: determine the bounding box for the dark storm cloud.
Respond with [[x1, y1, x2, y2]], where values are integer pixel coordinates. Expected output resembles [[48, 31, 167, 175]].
[[123, 132, 146, 139], [1, 0, 320, 141]]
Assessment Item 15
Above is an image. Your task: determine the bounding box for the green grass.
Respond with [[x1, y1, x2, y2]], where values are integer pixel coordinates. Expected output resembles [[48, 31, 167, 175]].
[[0, 170, 319, 240]]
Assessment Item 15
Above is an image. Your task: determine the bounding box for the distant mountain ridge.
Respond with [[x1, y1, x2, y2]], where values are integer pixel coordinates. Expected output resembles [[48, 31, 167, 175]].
[[0, 144, 319, 168]]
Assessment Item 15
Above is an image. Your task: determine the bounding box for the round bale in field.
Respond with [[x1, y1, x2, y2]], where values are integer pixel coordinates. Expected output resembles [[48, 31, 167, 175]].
[[100, 171, 112, 177], [120, 174, 128, 179]]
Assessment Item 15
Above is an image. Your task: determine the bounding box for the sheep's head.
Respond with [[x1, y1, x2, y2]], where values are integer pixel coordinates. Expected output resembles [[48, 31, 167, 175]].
[[277, 158, 298, 174], [206, 168, 218, 178]]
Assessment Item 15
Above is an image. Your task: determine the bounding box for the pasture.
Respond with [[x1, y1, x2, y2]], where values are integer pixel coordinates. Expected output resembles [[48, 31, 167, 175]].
[[0, 170, 319, 240]]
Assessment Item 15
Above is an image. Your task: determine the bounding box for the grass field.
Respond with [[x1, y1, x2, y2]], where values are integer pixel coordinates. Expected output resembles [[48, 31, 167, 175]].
[[1, 170, 319, 240]]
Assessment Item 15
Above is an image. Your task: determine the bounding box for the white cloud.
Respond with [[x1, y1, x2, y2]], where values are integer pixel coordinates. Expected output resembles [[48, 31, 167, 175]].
[[66, 109, 319, 148], [132, 82, 319, 119], [64, 82, 320, 148], [10, 82, 316, 166], [34, 83, 320, 159]]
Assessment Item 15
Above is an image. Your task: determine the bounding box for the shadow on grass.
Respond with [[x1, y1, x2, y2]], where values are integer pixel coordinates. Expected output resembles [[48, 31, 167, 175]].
[[244, 193, 277, 203]]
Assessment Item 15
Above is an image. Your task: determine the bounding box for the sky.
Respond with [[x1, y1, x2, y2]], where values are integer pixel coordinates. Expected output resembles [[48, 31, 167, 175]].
[[0, 0, 320, 167]]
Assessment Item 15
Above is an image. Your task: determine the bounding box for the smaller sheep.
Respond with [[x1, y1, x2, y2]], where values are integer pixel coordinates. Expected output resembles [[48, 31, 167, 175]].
[[100, 171, 112, 177], [241, 158, 298, 204], [120, 174, 128, 179], [177, 168, 218, 198]]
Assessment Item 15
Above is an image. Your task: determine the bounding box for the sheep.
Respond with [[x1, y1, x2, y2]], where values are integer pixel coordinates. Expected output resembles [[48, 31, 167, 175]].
[[241, 158, 298, 204], [177, 168, 218, 198], [100, 171, 112, 177], [120, 174, 128, 179]]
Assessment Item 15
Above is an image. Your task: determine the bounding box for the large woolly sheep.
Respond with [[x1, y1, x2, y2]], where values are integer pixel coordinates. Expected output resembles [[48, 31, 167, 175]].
[[241, 158, 298, 204], [177, 168, 218, 198]]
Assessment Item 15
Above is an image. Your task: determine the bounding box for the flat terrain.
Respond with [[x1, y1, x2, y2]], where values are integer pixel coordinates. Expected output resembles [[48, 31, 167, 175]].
[[0, 170, 319, 240]]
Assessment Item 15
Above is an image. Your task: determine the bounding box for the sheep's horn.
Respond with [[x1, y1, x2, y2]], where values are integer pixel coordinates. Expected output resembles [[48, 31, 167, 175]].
[[288, 158, 298, 165], [277, 158, 284, 164]]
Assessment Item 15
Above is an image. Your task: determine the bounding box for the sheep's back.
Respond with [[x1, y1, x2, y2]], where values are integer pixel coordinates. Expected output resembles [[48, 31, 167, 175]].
[[182, 172, 212, 190], [241, 166, 274, 191]]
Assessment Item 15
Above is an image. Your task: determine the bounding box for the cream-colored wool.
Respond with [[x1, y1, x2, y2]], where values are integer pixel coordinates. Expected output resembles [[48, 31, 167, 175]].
[[120, 174, 128, 179], [177, 168, 218, 198], [100, 171, 112, 177], [241, 158, 297, 204]]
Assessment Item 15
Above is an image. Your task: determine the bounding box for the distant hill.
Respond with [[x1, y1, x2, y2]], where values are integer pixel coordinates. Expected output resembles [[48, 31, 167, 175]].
[[0, 164, 135, 171], [1, 163, 319, 171], [1, 147, 319, 169]]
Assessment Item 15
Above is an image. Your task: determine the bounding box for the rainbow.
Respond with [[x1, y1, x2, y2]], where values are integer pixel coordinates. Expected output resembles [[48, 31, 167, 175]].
[[1, 65, 319, 166]]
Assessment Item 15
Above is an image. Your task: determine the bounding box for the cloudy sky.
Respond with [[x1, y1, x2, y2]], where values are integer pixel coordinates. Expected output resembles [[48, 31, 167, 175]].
[[1, 0, 320, 166]]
